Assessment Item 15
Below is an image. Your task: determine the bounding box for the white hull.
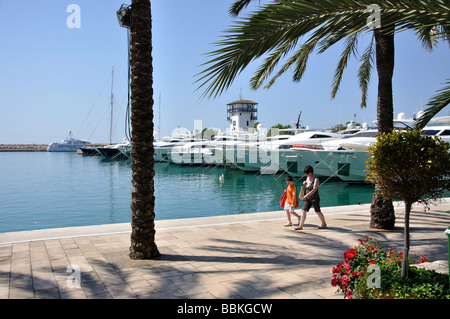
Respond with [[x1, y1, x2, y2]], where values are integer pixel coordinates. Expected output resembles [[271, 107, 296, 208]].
[[313, 150, 370, 182], [224, 131, 345, 174], [214, 147, 281, 174], [275, 149, 336, 178], [274, 149, 369, 181], [165, 149, 221, 165], [47, 131, 90, 152], [47, 140, 89, 152]]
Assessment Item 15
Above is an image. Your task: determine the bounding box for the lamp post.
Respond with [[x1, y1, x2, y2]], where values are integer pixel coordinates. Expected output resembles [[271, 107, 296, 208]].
[[117, 4, 132, 28]]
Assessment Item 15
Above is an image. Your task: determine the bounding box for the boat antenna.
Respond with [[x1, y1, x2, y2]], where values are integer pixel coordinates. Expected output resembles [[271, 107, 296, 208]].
[[158, 92, 161, 141], [109, 67, 114, 145], [116, 3, 132, 142], [295, 111, 302, 129]]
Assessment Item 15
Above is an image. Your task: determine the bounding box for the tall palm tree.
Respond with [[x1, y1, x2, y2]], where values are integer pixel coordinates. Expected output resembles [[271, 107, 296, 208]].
[[128, 0, 160, 259], [196, 0, 450, 229]]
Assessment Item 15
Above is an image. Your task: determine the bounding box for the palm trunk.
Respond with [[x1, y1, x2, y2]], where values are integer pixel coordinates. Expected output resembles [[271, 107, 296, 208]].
[[401, 200, 412, 278], [129, 0, 160, 259], [369, 27, 395, 230]]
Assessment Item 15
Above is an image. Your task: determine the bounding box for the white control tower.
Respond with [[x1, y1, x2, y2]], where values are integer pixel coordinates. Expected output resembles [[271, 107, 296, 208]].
[[227, 100, 259, 132]]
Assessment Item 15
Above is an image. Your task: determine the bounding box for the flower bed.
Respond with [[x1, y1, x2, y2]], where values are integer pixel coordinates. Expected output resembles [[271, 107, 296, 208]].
[[331, 236, 450, 299]]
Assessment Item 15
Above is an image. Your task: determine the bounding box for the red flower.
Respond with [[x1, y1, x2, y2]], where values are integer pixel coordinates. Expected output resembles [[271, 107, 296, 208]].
[[332, 263, 343, 274], [419, 256, 429, 263], [341, 275, 349, 290], [331, 277, 340, 287], [344, 248, 357, 260], [345, 289, 353, 299], [343, 262, 351, 274]]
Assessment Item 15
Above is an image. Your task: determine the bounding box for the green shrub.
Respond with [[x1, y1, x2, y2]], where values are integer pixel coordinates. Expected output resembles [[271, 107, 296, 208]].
[[366, 129, 450, 277], [331, 236, 450, 299]]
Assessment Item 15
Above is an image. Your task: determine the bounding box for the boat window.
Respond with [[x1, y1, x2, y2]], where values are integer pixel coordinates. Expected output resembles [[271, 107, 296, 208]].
[[440, 130, 450, 136], [344, 131, 378, 138], [310, 134, 333, 139], [423, 130, 440, 136], [287, 161, 298, 174]]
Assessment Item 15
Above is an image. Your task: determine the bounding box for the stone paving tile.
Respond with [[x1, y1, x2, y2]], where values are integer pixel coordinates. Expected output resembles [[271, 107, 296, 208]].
[[0, 201, 448, 300]]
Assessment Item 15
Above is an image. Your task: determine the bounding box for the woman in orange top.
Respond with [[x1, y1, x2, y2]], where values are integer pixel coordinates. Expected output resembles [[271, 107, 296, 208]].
[[284, 175, 300, 227]]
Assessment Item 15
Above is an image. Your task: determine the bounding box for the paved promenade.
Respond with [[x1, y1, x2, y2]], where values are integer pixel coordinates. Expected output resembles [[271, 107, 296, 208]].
[[0, 199, 449, 299]]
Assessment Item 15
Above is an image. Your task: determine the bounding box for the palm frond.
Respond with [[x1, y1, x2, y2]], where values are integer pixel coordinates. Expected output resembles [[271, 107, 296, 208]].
[[250, 38, 299, 89], [195, 0, 370, 99], [331, 33, 359, 100], [264, 35, 320, 89], [415, 79, 450, 129], [229, 0, 260, 16], [357, 35, 375, 108], [196, 0, 450, 99]]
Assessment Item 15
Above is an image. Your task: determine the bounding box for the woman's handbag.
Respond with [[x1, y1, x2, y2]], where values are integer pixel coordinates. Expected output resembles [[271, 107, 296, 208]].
[[280, 192, 287, 208], [299, 186, 306, 200]]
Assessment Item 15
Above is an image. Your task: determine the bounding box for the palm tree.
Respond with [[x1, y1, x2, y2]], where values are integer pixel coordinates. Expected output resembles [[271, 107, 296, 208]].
[[128, 0, 160, 259], [196, 0, 450, 229]]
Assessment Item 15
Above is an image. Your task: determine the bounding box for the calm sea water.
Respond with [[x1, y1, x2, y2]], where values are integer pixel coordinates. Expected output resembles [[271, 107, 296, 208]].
[[0, 152, 375, 233]]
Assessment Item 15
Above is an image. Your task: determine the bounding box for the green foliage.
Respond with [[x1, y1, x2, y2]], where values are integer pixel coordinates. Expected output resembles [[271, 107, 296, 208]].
[[196, 0, 450, 103], [329, 122, 362, 133], [332, 236, 450, 299], [267, 123, 294, 136], [359, 266, 450, 299], [415, 79, 450, 129], [366, 129, 450, 205]]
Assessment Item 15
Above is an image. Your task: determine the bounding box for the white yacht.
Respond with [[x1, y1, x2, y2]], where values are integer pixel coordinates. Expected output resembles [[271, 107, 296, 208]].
[[320, 129, 379, 151], [310, 116, 450, 182], [165, 140, 217, 165], [117, 139, 184, 161], [289, 129, 378, 181], [233, 130, 343, 175], [306, 150, 371, 182], [95, 140, 130, 159], [422, 116, 450, 143], [154, 135, 206, 163], [117, 143, 132, 159], [47, 131, 90, 152], [166, 132, 261, 166]]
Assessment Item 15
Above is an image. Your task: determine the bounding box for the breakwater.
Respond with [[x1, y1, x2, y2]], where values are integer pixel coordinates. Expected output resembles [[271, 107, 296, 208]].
[[0, 144, 108, 152], [0, 144, 48, 152]]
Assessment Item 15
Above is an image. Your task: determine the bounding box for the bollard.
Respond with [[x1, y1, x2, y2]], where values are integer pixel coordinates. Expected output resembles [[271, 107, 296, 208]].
[[446, 227, 450, 284]]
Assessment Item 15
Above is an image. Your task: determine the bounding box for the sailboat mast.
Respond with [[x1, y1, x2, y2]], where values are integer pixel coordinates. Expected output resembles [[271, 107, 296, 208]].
[[109, 67, 114, 145], [158, 92, 161, 141]]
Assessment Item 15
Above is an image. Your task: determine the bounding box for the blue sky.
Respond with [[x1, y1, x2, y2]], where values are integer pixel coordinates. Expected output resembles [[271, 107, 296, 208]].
[[0, 0, 448, 144]]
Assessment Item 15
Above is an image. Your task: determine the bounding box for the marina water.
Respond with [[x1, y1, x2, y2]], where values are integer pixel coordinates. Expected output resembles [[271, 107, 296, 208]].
[[0, 152, 375, 233]]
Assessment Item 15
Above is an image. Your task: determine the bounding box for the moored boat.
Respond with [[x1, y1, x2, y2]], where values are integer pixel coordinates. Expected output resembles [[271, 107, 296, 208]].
[[231, 130, 343, 174], [47, 131, 90, 152], [78, 146, 101, 156], [95, 141, 130, 159]]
